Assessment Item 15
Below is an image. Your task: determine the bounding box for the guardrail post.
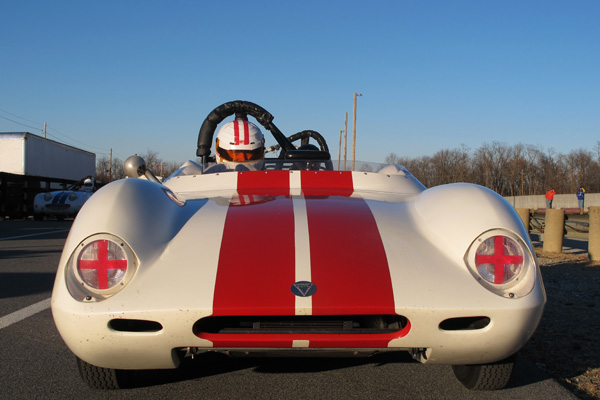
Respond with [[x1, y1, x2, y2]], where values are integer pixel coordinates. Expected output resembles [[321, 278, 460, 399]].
[[589, 206, 600, 261], [516, 208, 530, 233], [543, 209, 564, 253]]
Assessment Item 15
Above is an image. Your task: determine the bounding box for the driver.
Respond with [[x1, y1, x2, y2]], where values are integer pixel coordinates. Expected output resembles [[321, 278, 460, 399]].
[[214, 119, 265, 171], [82, 177, 95, 192]]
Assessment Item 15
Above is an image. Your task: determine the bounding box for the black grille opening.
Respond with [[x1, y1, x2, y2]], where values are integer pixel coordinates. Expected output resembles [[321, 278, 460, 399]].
[[109, 319, 163, 332], [194, 315, 407, 335], [47, 204, 70, 210], [439, 316, 490, 331]]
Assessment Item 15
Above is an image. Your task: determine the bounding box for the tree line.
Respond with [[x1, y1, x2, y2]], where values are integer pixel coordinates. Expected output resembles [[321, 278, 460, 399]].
[[95, 150, 181, 184], [384, 142, 600, 197], [95, 142, 599, 197]]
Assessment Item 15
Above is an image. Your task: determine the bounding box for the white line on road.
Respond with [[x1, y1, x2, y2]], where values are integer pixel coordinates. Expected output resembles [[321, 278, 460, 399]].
[[0, 298, 51, 330], [0, 229, 70, 241]]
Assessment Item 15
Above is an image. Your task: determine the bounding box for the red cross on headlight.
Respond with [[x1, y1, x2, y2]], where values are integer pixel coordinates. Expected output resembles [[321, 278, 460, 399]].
[[475, 236, 524, 284], [77, 240, 128, 290]]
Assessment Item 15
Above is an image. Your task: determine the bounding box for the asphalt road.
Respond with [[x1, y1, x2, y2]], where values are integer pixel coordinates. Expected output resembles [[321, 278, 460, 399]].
[[0, 220, 578, 399]]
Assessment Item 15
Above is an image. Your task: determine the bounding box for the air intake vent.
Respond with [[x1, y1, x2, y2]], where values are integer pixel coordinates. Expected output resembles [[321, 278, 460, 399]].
[[439, 316, 490, 331], [194, 315, 407, 335], [109, 319, 163, 332]]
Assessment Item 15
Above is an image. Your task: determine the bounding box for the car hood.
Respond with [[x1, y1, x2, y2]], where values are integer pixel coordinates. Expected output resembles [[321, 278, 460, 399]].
[[62, 170, 534, 315]]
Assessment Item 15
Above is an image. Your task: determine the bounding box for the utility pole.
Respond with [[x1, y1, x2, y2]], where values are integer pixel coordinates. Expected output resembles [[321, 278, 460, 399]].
[[338, 130, 342, 171], [352, 92, 362, 171], [43, 122, 47, 138], [343, 112, 348, 171]]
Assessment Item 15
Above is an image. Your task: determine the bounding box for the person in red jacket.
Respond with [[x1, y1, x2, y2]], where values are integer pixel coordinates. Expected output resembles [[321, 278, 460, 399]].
[[545, 189, 556, 209]]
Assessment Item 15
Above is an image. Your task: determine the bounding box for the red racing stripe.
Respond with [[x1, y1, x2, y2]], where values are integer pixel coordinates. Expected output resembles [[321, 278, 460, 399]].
[[208, 171, 400, 348], [300, 170, 354, 197], [307, 197, 395, 316], [212, 172, 294, 317], [198, 327, 409, 348], [237, 171, 290, 196]]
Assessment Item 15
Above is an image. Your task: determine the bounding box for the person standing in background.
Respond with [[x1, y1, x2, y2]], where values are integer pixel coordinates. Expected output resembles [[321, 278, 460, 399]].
[[545, 188, 556, 209], [576, 186, 585, 214]]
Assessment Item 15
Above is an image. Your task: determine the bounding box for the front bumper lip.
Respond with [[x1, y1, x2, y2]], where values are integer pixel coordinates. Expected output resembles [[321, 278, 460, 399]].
[[52, 298, 543, 370]]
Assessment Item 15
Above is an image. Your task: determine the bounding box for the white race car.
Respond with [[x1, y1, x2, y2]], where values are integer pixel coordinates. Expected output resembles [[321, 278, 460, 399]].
[[51, 101, 545, 390], [33, 176, 96, 220]]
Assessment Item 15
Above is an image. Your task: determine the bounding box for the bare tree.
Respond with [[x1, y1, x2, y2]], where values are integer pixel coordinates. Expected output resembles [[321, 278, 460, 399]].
[[472, 142, 512, 195], [408, 155, 434, 187], [506, 144, 527, 196], [96, 150, 183, 183], [562, 149, 595, 193], [381, 141, 600, 195], [384, 153, 400, 165], [428, 147, 472, 186], [95, 155, 125, 184]]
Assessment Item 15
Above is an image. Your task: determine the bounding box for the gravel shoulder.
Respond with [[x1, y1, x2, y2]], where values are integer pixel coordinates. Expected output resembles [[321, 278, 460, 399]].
[[521, 248, 600, 399]]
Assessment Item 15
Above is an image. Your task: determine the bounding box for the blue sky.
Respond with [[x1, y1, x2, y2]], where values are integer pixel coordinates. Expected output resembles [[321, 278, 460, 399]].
[[2, 0, 599, 164]]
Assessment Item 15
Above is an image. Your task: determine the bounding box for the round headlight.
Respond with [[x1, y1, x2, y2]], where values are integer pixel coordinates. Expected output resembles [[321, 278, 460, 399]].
[[66, 234, 137, 301], [68, 192, 78, 201], [44, 193, 52, 201], [464, 229, 536, 298], [77, 240, 128, 290], [475, 236, 524, 285]]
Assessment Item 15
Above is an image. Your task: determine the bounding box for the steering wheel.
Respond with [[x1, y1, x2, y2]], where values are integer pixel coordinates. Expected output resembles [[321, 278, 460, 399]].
[[265, 130, 330, 155], [196, 100, 296, 163], [267, 130, 332, 170]]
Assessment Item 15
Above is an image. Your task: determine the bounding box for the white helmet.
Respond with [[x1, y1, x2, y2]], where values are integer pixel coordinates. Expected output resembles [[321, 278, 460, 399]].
[[82, 178, 94, 192], [215, 120, 265, 170]]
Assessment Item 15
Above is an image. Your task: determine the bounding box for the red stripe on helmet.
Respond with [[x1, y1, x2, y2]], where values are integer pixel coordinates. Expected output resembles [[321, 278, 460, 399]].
[[243, 120, 250, 145], [232, 120, 250, 146], [233, 121, 240, 145]]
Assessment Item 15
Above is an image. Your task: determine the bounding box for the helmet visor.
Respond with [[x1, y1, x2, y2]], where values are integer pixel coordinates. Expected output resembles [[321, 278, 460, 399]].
[[217, 146, 264, 162]]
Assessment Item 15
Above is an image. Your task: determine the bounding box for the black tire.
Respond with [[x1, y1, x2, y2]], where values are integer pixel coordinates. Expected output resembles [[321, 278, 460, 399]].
[[76, 357, 133, 390], [452, 354, 517, 390]]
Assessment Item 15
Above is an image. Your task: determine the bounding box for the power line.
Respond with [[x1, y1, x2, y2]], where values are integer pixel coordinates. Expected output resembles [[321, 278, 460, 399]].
[[0, 107, 110, 153], [0, 107, 42, 125], [46, 125, 110, 152], [0, 114, 43, 132]]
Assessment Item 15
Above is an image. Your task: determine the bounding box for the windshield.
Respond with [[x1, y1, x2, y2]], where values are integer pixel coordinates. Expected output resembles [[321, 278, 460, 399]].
[[167, 159, 392, 179]]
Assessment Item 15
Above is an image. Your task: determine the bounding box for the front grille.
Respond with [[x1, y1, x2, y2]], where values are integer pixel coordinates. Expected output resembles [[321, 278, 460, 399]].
[[46, 204, 70, 211], [194, 315, 407, 335]]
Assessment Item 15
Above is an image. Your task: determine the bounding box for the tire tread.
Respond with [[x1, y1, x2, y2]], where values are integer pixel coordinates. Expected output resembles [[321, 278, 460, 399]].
[[452, 354, 516, 390], [76, 357, 129, 390]]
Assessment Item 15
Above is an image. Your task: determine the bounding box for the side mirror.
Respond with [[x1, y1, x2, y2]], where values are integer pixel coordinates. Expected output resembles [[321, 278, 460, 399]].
[[124, 155, 147, 178], [124, 155, 162, 184]]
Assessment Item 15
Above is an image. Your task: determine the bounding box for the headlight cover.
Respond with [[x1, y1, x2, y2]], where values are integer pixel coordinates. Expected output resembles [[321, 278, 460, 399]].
[[66, 234, 137, 302], [464, 229, 536, 298]]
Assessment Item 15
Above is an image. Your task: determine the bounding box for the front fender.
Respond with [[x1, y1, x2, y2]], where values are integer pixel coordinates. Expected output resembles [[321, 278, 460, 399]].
[[64, 179, 202, 265], [413, 183, 531, 261]]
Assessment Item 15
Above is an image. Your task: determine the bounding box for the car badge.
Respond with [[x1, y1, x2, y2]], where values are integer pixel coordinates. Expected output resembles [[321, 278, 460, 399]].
[[291, 281, 317, 297]]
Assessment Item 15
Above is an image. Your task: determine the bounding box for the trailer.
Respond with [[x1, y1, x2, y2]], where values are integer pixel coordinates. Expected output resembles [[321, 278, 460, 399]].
[[0, 132, 96, 219]]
